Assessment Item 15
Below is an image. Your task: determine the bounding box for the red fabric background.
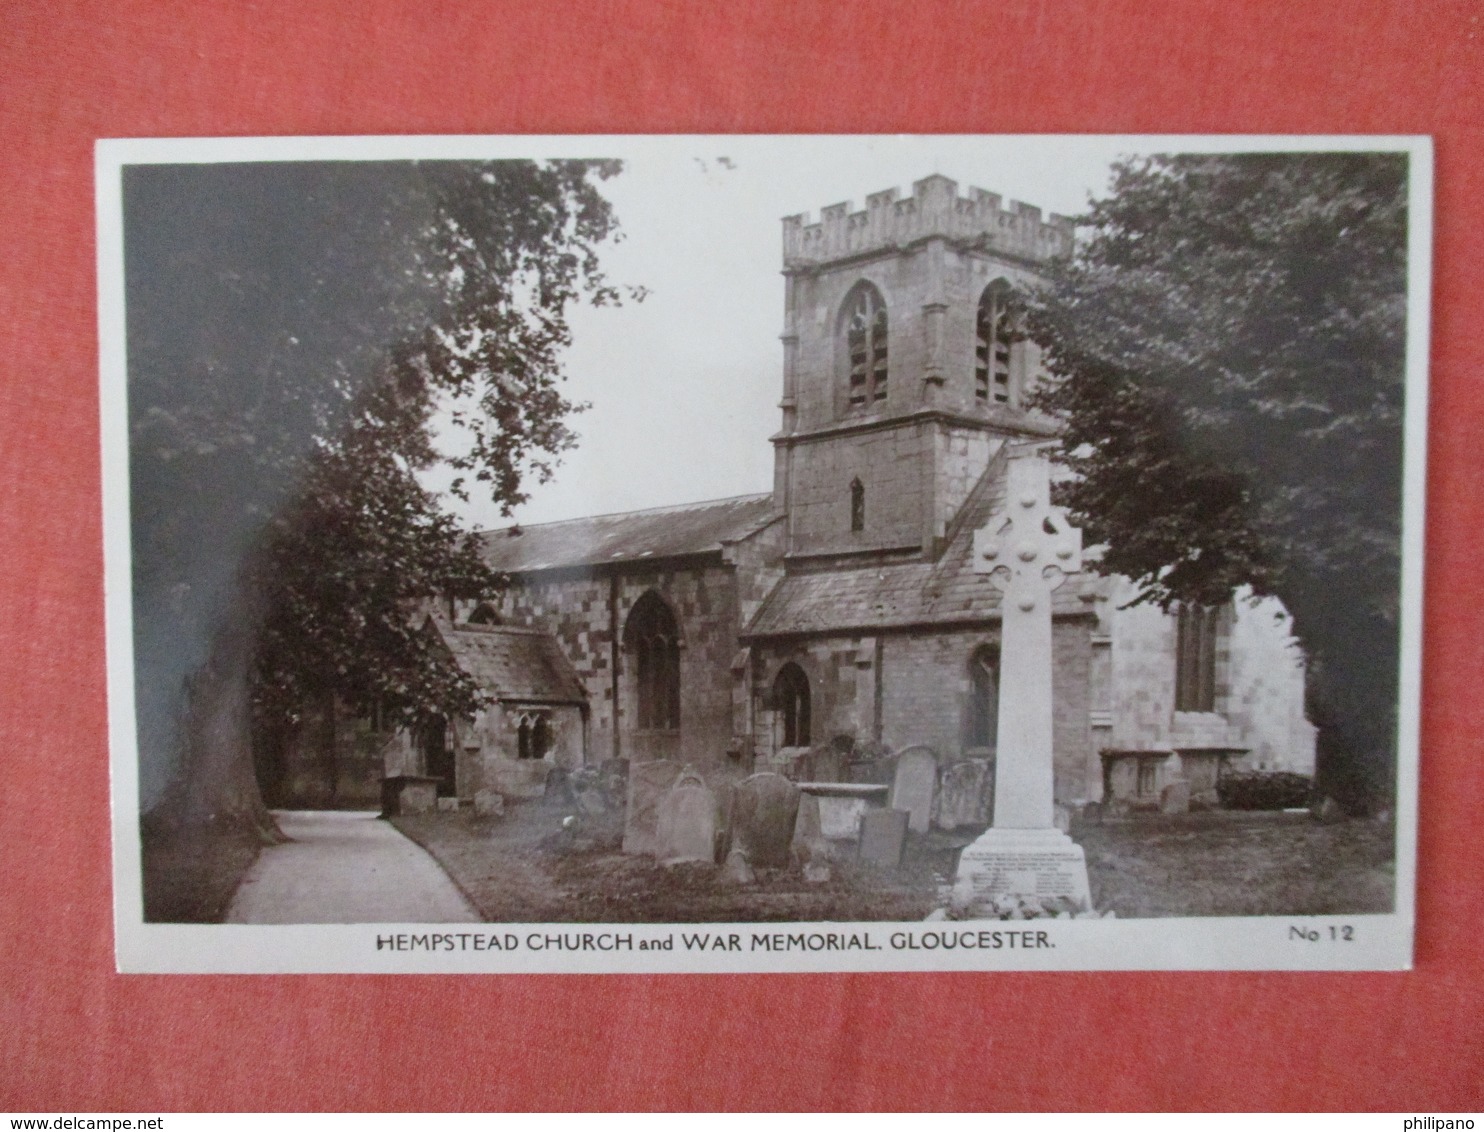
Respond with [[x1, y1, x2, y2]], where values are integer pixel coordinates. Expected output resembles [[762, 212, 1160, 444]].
[[2, 0, 1480, 1112]]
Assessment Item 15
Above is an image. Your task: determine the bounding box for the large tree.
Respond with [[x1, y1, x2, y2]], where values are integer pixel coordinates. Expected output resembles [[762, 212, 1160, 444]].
[[126, 159, 626, 855], [1028, 152, 1409, 811]]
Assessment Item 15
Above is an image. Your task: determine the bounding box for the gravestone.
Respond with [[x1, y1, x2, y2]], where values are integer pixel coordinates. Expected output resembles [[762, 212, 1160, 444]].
[[859, 808, 909, 868], [654, 768, 718, 865], [937, 759, 992, 830], [953, 451, 1094, 916], [1159, 780, 1191, 815], [622, 760, 682, 855], [731, 772, 800, 868], [791, 791, 832, 864], [380, 774, 440, 817], [891, 746, 938, 834], [721, 845, 755, 886], [473, 789, 504, 817], [802, 744, 845, 783]]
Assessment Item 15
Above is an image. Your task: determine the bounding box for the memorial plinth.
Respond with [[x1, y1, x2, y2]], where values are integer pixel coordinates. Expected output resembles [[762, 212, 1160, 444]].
[[952, 450, 1094, 916], [952, 827, 1092, 915]]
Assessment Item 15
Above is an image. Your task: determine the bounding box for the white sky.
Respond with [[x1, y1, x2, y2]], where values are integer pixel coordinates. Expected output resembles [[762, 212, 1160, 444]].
[[440, 136, 1136, 531]]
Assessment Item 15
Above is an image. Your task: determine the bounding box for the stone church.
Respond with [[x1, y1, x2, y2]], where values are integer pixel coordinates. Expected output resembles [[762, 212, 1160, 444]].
[[274, 175, 1316, 826]]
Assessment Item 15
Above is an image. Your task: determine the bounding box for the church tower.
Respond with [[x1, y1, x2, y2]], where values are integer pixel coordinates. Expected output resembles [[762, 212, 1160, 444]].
[[773, 175, 1073, 559]]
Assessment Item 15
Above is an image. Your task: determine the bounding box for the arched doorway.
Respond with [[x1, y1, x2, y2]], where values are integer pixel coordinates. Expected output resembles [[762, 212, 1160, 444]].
[[773, 662, 812, 748], [421, 715, 456, 797]]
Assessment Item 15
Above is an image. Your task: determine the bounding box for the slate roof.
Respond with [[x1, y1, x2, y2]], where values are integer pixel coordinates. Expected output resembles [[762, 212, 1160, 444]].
[[745, 447, 1101, 638], [432, 619, 588, 704], [480, 493, 778, 573]]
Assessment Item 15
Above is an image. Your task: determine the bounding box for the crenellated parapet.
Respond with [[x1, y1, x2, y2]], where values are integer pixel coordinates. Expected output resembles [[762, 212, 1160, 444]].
[[782, 174, 1074, 271]]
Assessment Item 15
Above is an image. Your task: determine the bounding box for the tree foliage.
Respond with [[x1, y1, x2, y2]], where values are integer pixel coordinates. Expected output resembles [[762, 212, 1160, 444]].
[[126, 159, 627, 832], [1028, 152, 1409, 807]]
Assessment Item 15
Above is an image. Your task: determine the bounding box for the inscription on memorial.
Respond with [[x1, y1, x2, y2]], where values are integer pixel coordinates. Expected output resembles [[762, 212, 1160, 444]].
[[963, 852, 1086, 899]]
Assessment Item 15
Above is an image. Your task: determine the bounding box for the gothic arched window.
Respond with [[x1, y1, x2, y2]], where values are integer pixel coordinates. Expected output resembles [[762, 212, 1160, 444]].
[[625, 591, 681, 731], [467, 603, 500, 625], [850, 477, 865, 533], [516, 712, 553, 760], [843, 282, 888, 408], [773, 662, 812, 748], [967, 644, 1000, 750], [976, 280, 1016, 404]]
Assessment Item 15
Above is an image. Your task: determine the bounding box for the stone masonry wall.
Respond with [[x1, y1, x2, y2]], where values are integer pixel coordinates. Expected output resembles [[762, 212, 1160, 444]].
[[750, 616, 1097, 805], [1105, 578, 1316, 773], [493, 561, 742, 769], [787, 424, 930, 553], [1225, 593, 1318, 772], [750, 637, 874, 760]]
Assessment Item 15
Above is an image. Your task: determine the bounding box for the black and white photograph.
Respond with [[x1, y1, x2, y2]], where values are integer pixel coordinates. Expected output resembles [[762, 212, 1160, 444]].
[[98, 135, 1428, 972]]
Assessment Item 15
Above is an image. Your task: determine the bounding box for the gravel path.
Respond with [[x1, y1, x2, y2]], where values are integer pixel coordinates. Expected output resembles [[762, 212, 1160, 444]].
[[225, 810, 480, 924]]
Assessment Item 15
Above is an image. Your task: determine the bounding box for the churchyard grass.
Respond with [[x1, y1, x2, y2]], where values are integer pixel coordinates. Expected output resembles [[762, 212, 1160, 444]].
[[388, 799, 1394, 923], [1076, 810, 1395, 918], [142, 819, 263, 922]]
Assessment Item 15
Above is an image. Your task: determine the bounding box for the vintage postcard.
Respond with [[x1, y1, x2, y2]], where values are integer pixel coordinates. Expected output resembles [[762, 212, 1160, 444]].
[[98, 135, 1428, 972]]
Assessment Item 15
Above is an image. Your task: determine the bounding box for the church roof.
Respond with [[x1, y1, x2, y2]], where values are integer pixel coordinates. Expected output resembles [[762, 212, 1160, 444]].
[[479, 493, 778, 574], [431, 618, 588, 705], [744, 450, 1099, 637]]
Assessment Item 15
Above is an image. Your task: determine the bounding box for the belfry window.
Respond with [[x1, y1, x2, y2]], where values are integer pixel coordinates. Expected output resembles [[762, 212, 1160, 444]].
[[1175, 604, 1220, 713], [773, 663, 811, 748], [843, 282, 888, 408], [625, 591, 681, 731], [976, 280, 1016, 404], [967, 645, 1000, 749], [850, 477, 865, 533]]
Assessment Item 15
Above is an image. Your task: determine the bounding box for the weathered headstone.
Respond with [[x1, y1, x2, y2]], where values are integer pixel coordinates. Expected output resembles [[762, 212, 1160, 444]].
[[473, 789, 505, 817], [1159, 780, 1191, 815], [891, 746, 938, 834], [859, 808, 909, 868], [720, 846, 755, 886], [380, 774, 440, 817], [654, 769, 718, 865], [802, 744, 845, 783], [731, 772, 800, 868], [953, 451, 1094, 916], [937, 759, 993, 830], [622, 760, 682, 855], [436, 796, 460, 813], [544, 764, 574, 804], [791, 791, 832, 864]]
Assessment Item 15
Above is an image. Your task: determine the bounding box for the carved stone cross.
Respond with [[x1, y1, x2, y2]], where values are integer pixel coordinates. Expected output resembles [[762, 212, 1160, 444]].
[[973, 449, 1083, 829]]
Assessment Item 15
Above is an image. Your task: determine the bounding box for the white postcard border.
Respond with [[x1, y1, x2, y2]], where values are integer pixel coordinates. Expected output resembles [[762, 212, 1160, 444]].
[[98, 134, 1431, 974]]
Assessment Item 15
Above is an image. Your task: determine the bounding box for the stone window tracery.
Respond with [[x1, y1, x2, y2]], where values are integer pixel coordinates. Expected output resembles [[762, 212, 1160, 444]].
[[843, 282, 888, 408], [467, 602, 500, 625], [516, 711, 552, 760]]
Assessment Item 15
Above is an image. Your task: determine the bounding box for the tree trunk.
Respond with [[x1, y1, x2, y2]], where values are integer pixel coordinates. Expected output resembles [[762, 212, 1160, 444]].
[[146, 585, 286, 846]]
